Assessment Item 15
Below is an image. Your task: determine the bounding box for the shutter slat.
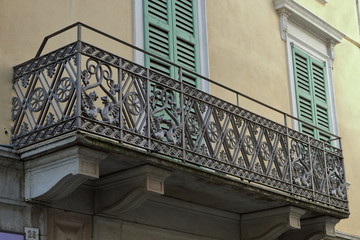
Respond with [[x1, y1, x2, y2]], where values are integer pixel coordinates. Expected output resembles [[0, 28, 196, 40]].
[[295, 53, 308, 66], [148, 25, 170, 58], [177, 38, 196, 70], [175, 0, 195, 35], [316, 105, 330, 129], [319, 132, 331, 143], [150, 59, 171, 76], [178, 0, 192, 7], [299, 96, 313, 122], [302, 124, 316, 138], [149, 0, 168, 22]]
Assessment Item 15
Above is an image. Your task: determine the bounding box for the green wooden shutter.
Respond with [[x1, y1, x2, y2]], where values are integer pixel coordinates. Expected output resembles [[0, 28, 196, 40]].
[[292, 46, 331, 141], [144, 0, 199, 87], [173, 0, 199, 87]]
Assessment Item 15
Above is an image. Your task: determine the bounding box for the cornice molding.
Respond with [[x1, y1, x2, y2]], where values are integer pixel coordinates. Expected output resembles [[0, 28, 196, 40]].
[[317, 0, 328, 4], [273, 0, 344, 43]]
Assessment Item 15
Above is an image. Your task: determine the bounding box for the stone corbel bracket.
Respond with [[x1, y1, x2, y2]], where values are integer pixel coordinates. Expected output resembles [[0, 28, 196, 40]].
[[277, 8, 292, 41], [25, 146, 108, 203], [279, 216, 340, 240], [95, 164, 172, 216], [241, 206, 306, 240]]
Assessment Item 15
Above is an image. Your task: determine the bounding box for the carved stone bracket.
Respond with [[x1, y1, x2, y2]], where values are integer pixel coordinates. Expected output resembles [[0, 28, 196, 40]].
[[25, 146, 108, 203], [279, 216, 340, 240], [241, 206, 306, 240], [95, 164, 172, 215], [277, 8, 292, 41]]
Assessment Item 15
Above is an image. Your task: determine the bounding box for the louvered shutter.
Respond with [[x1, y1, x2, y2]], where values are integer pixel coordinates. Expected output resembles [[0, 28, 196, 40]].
[[292, 46, 331, 141], [173, 0, 199, 87], [144, 0, 199, 87], [144, 0, 174, 76], [311, 58, 331, 142]]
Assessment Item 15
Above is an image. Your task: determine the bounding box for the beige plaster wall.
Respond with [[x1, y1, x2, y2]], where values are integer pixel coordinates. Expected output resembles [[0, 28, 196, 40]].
[[295, 0, 360, 41], [334, 40, 360, 236], [293, 0, 360, 235], [206, 0, 290, 125], [0, 0, 133, 144]]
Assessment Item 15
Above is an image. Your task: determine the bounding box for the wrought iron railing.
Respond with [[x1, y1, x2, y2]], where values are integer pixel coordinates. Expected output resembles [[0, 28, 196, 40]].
[[11, 23, 348, 212]]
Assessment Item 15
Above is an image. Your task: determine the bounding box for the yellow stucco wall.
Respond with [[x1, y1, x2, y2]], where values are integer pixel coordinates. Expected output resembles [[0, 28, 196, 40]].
[[296, 0, 360, 41], [0, 0, 133, 144], [293, 0, 360, 235], [206, 0, 291, 125], [334, 41, 360, 235]]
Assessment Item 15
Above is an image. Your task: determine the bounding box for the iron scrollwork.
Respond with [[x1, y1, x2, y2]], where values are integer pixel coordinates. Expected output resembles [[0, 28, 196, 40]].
[[327, 154, 346, 198], [290, 140, 312, 188], [150, 85, 182, 145], [81, 58, 120, 124]]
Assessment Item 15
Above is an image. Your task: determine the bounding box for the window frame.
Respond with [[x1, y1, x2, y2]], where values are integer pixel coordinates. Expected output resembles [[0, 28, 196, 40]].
[[274, 0, 344, 142], [285, 22, 338, 140]]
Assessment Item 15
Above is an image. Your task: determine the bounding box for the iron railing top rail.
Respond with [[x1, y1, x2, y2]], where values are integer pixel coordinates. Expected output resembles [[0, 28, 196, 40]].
[[24, 22, 340, 143]]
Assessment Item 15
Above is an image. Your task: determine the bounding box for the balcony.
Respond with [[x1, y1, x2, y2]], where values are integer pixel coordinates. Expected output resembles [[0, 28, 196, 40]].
[[11, 23, 348, 220]]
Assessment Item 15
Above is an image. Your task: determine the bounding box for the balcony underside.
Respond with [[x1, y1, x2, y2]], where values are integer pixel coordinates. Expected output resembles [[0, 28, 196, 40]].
[[21, 131, 348, 220]]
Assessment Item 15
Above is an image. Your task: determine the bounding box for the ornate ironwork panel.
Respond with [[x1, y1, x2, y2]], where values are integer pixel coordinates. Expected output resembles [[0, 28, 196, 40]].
[[12, 43, 78, 147], [11, 41, 348, 212]]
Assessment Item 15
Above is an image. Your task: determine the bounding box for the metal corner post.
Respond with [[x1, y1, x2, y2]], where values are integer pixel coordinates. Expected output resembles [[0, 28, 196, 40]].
[[75, 23, 82, 129]]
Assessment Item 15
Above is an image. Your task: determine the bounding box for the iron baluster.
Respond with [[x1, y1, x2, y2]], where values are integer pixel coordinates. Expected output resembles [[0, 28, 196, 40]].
[[179, 67, 186, 162], [119, 58, 123, 143], [146, 68, 151, 151], [308, 136, 316, 201], [284, 114, 293, 195], [75, 25, 82, 129], [323, 141, 331, 206]]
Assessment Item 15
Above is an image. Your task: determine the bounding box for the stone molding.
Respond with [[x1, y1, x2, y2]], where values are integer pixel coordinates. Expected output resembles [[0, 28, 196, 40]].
[[240, 206, 306, 240], [95, 164, 172, 215], [48, 208, 92, 240], [336, 231, 360, 240], [273, 0, 344, 43]]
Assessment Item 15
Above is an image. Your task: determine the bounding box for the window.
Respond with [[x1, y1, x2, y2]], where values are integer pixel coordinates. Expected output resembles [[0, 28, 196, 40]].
[[292, 46, 331, 141], [274, 0, 344, 142], [143, 0, 200, 87]]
